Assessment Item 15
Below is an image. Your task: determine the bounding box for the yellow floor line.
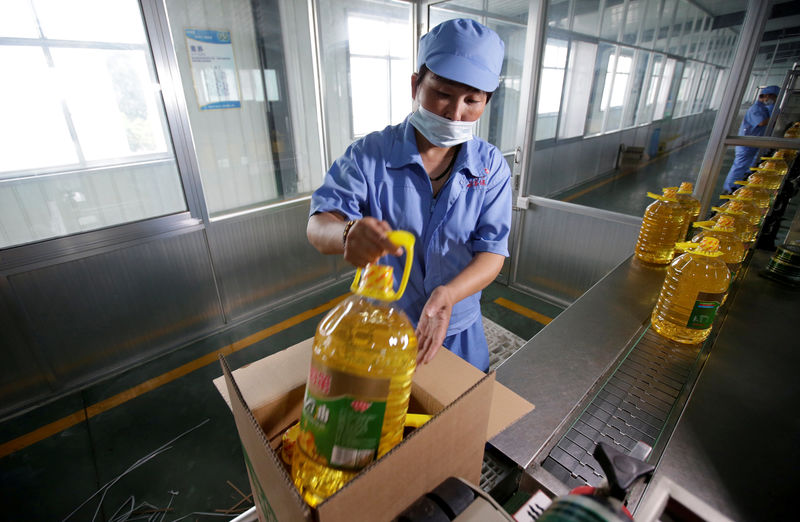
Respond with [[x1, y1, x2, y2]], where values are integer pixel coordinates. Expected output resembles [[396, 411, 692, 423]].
[[494, 297, 553, 325], [0, 293, 348, 460], [562, 136, 707, 203]]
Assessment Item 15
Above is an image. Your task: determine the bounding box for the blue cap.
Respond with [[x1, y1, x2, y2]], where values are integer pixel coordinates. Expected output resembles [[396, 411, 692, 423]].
[[417, 19, 504, 93], [761, 85, 780, 96]]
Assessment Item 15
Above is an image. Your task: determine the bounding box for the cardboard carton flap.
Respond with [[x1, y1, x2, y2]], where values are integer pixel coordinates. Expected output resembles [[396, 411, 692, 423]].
[[413, 347, 534, 439], [220, 355, 311, 522], [213, 338, 311, 409]]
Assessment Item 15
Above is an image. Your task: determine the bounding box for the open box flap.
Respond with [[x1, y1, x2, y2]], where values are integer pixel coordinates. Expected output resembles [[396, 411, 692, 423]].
[[220, 355, 311, 522], [413, 346, 534, 439]]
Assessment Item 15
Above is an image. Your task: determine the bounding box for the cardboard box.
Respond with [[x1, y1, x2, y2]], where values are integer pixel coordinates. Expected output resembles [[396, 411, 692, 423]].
[[213, 339, 533, 522]]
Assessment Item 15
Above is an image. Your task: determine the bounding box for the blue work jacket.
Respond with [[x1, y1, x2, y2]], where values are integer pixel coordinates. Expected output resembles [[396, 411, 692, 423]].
[[310, 116, 512, 340], [738, 100, 772, 137]]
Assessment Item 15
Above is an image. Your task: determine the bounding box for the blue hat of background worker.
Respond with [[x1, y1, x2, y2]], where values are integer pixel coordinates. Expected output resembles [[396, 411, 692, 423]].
[[417, 18, 505, 93], [761, 85, 780, 96]]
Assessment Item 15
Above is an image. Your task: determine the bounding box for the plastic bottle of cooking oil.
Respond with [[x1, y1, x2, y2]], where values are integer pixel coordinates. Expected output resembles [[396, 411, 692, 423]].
[[775, 148, 797, 162], [758, 156, 789, 176], [651, 237, 730, 344], [675, 182, 700, 239], [691, 215, 746, 282], [635, 188, 686, 264], [720, 193, 765, 223], [748, 167, 785, 190], [711, 201, 759, 245], [292, 230, 418, 507], [784, 122, 800, 139], [731, 183, 773, 214]]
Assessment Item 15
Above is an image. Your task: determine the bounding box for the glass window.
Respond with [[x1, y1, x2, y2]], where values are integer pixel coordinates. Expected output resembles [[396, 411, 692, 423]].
[[536, 38, 569, 140], [1, 0, 186, 249], [655, 0, 676, 52], [347, 14, 412, 137], [622, 49, 649, 128], [638, 0, 661, 49], [637, 52, 663, 124], [667, 0, 688, 55], [317, 0, 411, 171], [558, 40, 597, 139], [622, 0, 645, 45], [573, 0, 602, 36], [585, 43, 616, 135], [602, 47, 634, 131], [600, 0, 626, 41], [654, 57, 676, 119], [163, 0, 324, 219], [547, 0, 571, 29]]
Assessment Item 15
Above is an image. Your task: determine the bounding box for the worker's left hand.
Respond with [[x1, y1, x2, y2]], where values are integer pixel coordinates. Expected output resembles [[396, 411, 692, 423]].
[[416, 286, 454, 365]]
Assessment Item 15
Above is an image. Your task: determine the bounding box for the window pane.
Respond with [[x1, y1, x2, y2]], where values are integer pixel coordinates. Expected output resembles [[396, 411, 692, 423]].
[[639, 0, 661, 49], [622, 0, 645, 45], [351, 57, 390, 136], [0, 47, 78, 173], [0, 0, 186, 249], [547, 0, 570, 29], [1, 0, 39, 37], [348, 15, 389, 55], [318, 0, 412, 160], [559, 40, 597, 139], [600, 0, 625, 41], [50, 48, 169, 162], [165, 0, 325, 217], [586, 43, 616, 135], [33, 0, 147, 44], [573, 0, 601, 36], [656, 0, 677, 52], [623, 50, 649, 127], [542, 38, 569, 68]]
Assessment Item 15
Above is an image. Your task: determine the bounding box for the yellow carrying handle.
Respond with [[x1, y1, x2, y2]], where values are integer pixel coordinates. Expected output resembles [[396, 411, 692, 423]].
[[350, 230, 415, 301]]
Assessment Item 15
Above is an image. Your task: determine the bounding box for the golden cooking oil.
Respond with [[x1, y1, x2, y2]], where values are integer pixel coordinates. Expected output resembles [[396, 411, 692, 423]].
[[691, 216, 746, 281], [675, 182, 700, 239], [711, 202, 759, 245], [748, 167, 785, 190], [651, 237, 730, 344], [783, 122, 800, 139], [292, 231, 417, 507], [758, 156, 789, 176], [719, 194, 764, 224], [635, 188, 686, 264]]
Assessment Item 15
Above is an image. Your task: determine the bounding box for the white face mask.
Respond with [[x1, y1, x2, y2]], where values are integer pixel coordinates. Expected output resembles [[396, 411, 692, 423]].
[[409, 105, 476, 148]]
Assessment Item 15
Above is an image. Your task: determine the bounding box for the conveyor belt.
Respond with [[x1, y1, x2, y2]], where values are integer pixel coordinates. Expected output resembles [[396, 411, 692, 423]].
[[541, 328, 705, 490]]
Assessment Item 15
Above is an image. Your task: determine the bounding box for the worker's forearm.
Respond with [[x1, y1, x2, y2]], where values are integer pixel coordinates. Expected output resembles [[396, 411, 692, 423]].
[[441, 252, 505, 304], [307, 212, 346, 254]]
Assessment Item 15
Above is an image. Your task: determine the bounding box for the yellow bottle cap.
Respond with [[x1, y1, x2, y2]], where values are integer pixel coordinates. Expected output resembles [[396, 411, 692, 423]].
[[714, 215, 736, 232], [351, 230, 415, 301], [648, 188, 678, 202], [675, 239, 724, 257], [677, 182, 694, 194]]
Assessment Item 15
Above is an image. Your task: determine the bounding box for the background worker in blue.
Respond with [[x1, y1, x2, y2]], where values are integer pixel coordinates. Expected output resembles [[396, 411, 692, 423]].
[[306, 19, 511, 371], [722, 85, 780, 193]]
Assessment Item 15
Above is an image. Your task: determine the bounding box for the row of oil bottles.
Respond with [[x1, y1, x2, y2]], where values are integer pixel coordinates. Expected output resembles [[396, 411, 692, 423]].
[[635, 143, 797, 346]]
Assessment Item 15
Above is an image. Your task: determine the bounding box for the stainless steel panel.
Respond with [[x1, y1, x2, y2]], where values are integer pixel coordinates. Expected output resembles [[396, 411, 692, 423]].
[[528, 145, 555, 196], [560, 141, 582, 190], [8, 228, 223, 392], [207, 200, 339, 320], [595, 133, 621, 177], [578, 138, 602, 184], [495, 252, 667, 468], [644, 247, 799, 521], [513, 196, 641, 306], [635, 125, 650, 149], [0, 277, 52, 418]]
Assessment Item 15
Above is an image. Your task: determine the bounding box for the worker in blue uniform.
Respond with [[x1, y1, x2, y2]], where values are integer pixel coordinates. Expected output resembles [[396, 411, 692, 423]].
[[307, 19, 510, 371], [722, 85, 780, 193]]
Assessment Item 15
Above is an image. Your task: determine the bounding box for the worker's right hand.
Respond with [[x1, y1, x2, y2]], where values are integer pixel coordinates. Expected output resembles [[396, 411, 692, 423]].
[[344, 217, 403, 267]]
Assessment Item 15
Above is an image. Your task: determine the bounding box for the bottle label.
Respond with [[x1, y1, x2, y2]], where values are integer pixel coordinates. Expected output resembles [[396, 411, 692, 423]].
[[686, 291, 726, 329], [298, 359, 390, 471]]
